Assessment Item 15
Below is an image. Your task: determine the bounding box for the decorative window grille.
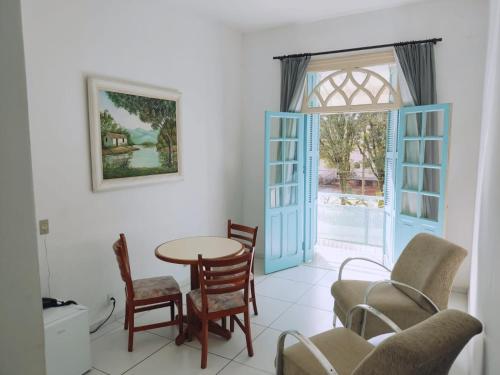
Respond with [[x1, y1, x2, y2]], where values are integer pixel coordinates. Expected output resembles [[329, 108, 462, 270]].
[[302, 51, 402, 113]]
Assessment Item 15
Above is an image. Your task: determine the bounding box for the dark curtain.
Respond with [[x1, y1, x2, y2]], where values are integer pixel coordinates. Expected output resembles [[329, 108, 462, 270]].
[[280, 56, 311, 112], [395, 42, 437, 105], [396, 42, 439, 220]]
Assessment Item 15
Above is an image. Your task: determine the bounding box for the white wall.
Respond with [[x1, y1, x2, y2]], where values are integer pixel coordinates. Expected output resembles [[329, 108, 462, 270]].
[[20, 0, 243, 322], [241, 0, 487, 290], [469, 0, 500, 372], [0, 0, 46, 373]]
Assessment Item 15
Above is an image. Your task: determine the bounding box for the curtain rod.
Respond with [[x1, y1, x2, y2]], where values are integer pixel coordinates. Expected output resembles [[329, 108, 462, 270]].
[[272, 38, 443, 60]]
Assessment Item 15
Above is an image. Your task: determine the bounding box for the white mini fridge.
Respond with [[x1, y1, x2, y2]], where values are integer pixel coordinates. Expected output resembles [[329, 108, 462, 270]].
[[43, 305, 92, 375]]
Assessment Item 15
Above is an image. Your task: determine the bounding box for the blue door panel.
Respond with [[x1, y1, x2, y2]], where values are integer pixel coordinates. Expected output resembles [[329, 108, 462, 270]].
[[265, 112, 305, 274], [394, 104, 450, 260]]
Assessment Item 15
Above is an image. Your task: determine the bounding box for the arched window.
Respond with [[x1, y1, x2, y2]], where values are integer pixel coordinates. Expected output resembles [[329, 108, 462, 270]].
[[302, 51, 402, 113]]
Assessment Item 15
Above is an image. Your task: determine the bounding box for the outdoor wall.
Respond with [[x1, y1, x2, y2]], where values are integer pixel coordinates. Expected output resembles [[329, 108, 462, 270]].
[[469, 0, 500, 372], [21, 0, 243, 323], [0, 0, 46, 373], [241, 0, 488, 290]]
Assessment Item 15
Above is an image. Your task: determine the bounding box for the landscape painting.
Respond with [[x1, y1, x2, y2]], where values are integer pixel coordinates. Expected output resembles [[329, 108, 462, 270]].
[[88, 77, 181, 191]]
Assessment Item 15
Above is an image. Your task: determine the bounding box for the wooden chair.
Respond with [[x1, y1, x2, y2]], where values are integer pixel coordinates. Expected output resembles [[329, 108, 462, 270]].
[[112, 233, 183, 351], [227, 220, 259, 315], [186, 251, 254, 368]]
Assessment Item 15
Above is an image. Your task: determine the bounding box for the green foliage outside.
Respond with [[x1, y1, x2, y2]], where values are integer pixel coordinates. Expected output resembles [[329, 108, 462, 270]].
[[320, 112, 386, 194], [100, 110, 134, 147], [106, 92, 177, 166]]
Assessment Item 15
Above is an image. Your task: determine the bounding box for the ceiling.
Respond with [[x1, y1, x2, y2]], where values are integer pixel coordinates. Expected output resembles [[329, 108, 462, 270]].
[[169, 0, 429, 32]]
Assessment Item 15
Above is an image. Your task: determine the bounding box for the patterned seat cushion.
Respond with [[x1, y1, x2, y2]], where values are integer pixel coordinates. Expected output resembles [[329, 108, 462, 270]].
[[133, 276, 180, 301], [188, 288, 245, 313]]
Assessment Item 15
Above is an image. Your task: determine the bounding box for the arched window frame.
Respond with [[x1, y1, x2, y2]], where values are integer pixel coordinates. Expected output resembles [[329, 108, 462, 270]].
[[301, 51, 402, 114]]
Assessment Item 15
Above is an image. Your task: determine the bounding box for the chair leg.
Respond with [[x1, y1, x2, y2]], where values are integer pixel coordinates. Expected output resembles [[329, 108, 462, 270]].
[[186, 298, 193, 342], [124, 302, 129, 330], [175, 299, 184, 345], [200, 319, 209, 369], [127, 305, 134, 352], [250, 280, 258, 315], [170, 303, 175, 321], [221, 316, 227, 329], [230, 315, 235, 332], [244, 310, 254, 357]]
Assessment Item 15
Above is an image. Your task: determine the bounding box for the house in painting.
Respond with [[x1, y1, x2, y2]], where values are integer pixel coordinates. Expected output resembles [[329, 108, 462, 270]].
[[103, 132, 127, 147]]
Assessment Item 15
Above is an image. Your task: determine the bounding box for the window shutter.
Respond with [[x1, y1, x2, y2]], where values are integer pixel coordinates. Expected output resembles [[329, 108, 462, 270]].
[[383, 110, 398, 266], [303, 114, 319, 262]]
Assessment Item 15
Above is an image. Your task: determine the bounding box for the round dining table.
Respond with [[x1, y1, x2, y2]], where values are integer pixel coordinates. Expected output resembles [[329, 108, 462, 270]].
[[155, 236, 244, 341], [155, 236, 244, 290]]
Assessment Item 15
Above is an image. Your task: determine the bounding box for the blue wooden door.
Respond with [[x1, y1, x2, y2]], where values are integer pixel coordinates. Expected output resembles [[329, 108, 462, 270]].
[[264, 112, 305, 274], [303, 114, 319, 262], [394, 104, 451, 259]]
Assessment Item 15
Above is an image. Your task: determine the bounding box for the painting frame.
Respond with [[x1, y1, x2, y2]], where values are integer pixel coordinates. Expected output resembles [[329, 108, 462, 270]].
[[87, 76, 182, 192]]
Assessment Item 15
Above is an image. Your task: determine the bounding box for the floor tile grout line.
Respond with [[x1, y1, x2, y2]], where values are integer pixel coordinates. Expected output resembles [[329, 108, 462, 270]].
[[92, 366, 111, 375], [120, 341, 174, 374]]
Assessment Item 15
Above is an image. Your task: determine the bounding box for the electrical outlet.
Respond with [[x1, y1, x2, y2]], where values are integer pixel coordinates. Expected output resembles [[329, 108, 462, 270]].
[[39, 219, 49, 235], [106, 294, 115, 304]]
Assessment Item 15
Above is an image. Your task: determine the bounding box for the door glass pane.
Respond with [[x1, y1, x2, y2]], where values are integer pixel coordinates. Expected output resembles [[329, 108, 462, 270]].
[[282, 185, 298, 206], [421, 195, 439, 221], [284, 164, 298, 183], [425, 111, 444, 137], [270, 141, 282, 162], [285, 119, 298, 138], [270, 165, 282, 185], [424, 140, 442, 165], [270, 117, 283, 139], [404, 141, 420, 163], [284, 141, 298, 161], [401, 192, 418, 217], [270, 187, 281, 208], [423, 168, 440, 193], [405, 113, 422, 136], [402, 166, 419, 190]]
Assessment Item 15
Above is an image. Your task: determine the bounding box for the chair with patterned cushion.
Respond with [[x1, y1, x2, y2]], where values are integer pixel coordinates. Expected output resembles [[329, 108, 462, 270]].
[[186, 251, 254, 368], [227, 220, 259, 315], [112, 233, 183, 351], [331, 233, 467, 339], [276, 307, 482, 375]]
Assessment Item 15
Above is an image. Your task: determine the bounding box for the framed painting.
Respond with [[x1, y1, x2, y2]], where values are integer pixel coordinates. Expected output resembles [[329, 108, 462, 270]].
[[87, 76, 182, 191]]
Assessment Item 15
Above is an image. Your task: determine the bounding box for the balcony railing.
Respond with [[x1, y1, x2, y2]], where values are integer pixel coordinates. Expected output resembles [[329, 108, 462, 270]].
[[318, 192, 384, 247]]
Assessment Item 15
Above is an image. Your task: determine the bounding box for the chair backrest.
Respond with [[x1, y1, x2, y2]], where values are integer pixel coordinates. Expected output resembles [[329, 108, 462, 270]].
[[391, 233, 467, 311], [112, 233, 134, 299], [197, 251, 253, 314], [353, 309, 482, 375], [227, 220, 258, 251]]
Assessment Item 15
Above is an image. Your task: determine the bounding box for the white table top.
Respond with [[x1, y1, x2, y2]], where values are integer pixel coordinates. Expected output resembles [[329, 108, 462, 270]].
[[155, 236, 243, 264]]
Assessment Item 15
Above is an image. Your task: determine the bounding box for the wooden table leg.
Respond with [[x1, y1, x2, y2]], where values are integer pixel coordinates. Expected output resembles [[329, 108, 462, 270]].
[[190, 264, 199, 290]]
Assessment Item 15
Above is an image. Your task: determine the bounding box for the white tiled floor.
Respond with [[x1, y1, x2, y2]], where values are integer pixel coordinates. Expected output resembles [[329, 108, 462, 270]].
[[89, 258, 469, 374]]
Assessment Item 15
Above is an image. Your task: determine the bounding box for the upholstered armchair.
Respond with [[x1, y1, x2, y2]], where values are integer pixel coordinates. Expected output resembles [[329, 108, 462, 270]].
[[331, 233, 467, 339], [276, 307, 482, 375]]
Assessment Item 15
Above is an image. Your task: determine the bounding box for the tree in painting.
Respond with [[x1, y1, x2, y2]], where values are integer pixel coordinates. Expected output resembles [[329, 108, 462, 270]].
[[100, 110, 134, 147], [107, 92, 177, 166]]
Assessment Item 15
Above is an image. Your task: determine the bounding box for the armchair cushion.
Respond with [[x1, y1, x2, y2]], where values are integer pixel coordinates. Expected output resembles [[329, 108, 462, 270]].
[[332, 280, 431, 339], [284, 328, 374, 375], [390, 233, 467, 311], [133, 276, 180, 301]]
